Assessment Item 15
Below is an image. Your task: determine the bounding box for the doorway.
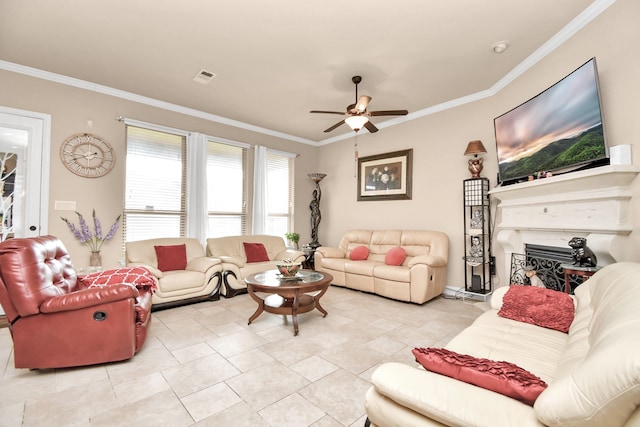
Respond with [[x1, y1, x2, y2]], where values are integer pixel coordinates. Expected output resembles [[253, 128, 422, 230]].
[[0, 107, 51, 240]]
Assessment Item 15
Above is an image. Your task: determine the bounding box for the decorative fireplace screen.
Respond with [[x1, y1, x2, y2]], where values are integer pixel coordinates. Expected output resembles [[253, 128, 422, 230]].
[[509, 244, 582, 293]]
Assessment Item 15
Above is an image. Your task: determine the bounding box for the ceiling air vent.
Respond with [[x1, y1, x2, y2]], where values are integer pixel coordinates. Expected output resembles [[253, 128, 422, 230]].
[[192, 69, 216, 84]]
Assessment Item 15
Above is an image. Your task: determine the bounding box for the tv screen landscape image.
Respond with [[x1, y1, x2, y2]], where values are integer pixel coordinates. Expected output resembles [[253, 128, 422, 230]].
[[494, 58, 608, 185]]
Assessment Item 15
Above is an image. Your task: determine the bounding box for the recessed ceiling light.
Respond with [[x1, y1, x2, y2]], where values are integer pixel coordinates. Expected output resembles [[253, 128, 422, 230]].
[[192, 69, 216, 84], [491, 41, 509, 54]]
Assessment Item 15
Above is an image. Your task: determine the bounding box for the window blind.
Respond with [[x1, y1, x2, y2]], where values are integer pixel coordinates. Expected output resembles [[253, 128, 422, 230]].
[[207, 140, 247, 237], [265, 151, 294, 237], [124, 126, 186, 242]]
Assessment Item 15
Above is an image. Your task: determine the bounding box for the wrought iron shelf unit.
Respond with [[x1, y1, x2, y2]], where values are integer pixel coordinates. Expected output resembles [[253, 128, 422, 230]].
[[463, 177, 492, 294]]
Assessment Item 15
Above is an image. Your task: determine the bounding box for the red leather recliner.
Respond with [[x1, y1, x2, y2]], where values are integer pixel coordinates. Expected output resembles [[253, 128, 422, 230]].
[[0, 235, 152, 369]]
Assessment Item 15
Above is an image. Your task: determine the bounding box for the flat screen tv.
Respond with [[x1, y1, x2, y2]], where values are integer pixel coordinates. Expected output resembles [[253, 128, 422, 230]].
[[494, 57, 609, 186]]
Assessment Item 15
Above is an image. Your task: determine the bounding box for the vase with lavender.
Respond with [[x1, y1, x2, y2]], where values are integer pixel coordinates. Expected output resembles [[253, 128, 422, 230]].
[[61, 209, 121, 267]]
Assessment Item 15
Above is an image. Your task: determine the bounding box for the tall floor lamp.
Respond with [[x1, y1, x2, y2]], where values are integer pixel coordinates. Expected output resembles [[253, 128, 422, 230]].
[[308, 173, 326, 249]]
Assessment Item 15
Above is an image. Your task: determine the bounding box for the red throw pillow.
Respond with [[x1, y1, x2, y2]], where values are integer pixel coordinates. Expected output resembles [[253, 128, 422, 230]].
[[154, 244, 188, 272], [385, 246, 407, 266], [412, 347, 547, 406], [79, 266, 157, 293], [349, 245, 370, 261], [244, 242, 270, 263], [498, 285, 575, 333]]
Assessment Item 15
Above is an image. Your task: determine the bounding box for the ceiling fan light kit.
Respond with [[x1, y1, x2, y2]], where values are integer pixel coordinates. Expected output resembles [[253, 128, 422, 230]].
[[345, 116, 369, 132], [310, 75, 408, 134]]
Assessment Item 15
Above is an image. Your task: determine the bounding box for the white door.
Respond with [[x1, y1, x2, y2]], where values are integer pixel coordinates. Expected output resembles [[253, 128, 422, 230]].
[[0, 107, 51, 239]]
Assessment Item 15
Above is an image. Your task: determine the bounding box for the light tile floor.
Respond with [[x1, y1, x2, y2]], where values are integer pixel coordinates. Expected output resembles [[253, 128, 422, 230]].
[[0, 286, 483, 427]]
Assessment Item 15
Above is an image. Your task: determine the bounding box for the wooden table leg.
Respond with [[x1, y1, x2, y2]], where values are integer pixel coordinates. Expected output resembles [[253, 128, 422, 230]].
[[313, 287, 329, 317], [292, 290, 300, 336], [247, 285, 265, 325]]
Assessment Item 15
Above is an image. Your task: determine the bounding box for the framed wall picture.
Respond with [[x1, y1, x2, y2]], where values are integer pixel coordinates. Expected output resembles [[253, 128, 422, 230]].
[[357, 149, 412, 201]]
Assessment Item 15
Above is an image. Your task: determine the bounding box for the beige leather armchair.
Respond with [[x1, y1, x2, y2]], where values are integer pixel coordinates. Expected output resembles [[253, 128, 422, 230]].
[[206, 235, 305, 297], [126, 237, 222, 309]]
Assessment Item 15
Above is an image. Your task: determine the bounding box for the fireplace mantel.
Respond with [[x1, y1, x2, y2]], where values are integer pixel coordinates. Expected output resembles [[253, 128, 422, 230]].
[[489, 165, 639, 276]]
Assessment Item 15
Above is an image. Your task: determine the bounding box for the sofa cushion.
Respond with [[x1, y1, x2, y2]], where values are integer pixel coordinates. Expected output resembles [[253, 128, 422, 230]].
[[498, 285, 574, 333], [385, 246, 407, 265], [154, 244, 188, 272], [349, 245, 369, 260], [243, 242, 270, 263], [412, 347, 547, 406]]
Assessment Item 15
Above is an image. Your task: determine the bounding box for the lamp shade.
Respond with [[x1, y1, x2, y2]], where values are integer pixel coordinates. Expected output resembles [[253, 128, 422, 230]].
[[464, 140, 487, 157], [345, 116, 369, 131]]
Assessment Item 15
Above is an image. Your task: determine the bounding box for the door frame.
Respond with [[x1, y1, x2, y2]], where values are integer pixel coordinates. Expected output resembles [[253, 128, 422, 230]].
[[0, 106, 51, 237]]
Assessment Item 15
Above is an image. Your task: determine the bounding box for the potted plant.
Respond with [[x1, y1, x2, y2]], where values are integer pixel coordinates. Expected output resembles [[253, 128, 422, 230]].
[[284, 232, 300, 250]]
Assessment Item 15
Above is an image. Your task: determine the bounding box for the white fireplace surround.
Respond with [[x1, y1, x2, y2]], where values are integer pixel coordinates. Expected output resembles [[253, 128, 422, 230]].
[[490, 165, 639, 281]]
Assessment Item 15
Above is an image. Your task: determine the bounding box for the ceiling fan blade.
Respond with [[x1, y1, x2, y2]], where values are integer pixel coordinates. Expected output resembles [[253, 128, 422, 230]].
[[355, 96, 371, 112], [324, 120, 346, 133], [310, 110, 346, 115], [364, 121, 379, 133], [368, 109, 409, 116]]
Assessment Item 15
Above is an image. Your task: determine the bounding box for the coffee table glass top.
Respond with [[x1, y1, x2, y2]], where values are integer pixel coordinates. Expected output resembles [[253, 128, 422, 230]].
[[249, 269, 326, 286]]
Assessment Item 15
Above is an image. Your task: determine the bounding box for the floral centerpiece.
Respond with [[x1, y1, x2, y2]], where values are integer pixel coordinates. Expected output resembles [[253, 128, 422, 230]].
[[276, 257, 301, 277], [61, 210, 121, 266]]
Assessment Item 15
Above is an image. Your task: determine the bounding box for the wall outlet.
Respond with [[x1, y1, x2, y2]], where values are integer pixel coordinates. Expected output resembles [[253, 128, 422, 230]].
[[489, 256, 496, 275], [54, 200, 76, 211]]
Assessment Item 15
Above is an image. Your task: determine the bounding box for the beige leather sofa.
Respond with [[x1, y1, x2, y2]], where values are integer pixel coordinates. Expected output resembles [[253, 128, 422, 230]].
[[314, 230, 449, 304], [125, 237, 223, 309], [365, 262, 640, 427], [206, 235, 305, 297]]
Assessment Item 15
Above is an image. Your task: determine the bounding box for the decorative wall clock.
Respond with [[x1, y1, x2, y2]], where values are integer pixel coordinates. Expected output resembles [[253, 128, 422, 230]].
[[60, 133, 115, 178]]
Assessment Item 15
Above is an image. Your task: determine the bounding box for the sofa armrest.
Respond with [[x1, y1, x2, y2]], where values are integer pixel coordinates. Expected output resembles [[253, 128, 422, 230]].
[[489, 285, 511, 310], [370, 362, 540, 426], [408, 254, 447, 268], [40, 285, 139, 313], [274, 249, 306, 263], [128, 262, 164, 278], [315, 246, 345, 259], [220, 255, 246, 268], [186, 256, 222, 273]]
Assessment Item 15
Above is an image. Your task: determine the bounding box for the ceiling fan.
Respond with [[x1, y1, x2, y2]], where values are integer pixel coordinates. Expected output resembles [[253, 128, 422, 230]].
[[310, 76, 409, 133]]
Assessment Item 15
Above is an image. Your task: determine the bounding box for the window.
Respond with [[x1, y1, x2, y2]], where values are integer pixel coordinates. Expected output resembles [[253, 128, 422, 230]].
[[265, 151, 294, 236], [207, 140, 248, 238], [123, 121, 293, 243], [124, 126, 186, 241]]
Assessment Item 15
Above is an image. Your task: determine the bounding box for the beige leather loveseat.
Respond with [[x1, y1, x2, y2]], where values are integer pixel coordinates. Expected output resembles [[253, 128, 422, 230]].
[[365, 262, 640, 427], [126, 237, 222, 309], [206, 235, 305, 297], [314, 229, 449, 304]]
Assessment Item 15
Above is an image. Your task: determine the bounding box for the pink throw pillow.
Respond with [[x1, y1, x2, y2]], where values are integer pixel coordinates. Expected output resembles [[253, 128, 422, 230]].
[[243, 242, 270, 263], [154, 244, 187, 272], [385, 247, 406, 266], [498, 285, 575, 333], [413, 347, 547, 406], [349, 246, 369, 261]]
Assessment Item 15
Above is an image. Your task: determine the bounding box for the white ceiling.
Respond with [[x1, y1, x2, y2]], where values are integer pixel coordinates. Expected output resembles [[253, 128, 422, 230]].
[[0, 0, 611, 145]]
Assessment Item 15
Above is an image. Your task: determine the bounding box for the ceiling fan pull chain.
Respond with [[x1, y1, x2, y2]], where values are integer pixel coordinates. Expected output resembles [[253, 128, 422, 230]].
[[354, 140, 359, 177]]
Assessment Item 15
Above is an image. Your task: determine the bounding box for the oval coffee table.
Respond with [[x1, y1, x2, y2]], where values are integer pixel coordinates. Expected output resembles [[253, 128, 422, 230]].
[[244, 269, 333, 336]]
